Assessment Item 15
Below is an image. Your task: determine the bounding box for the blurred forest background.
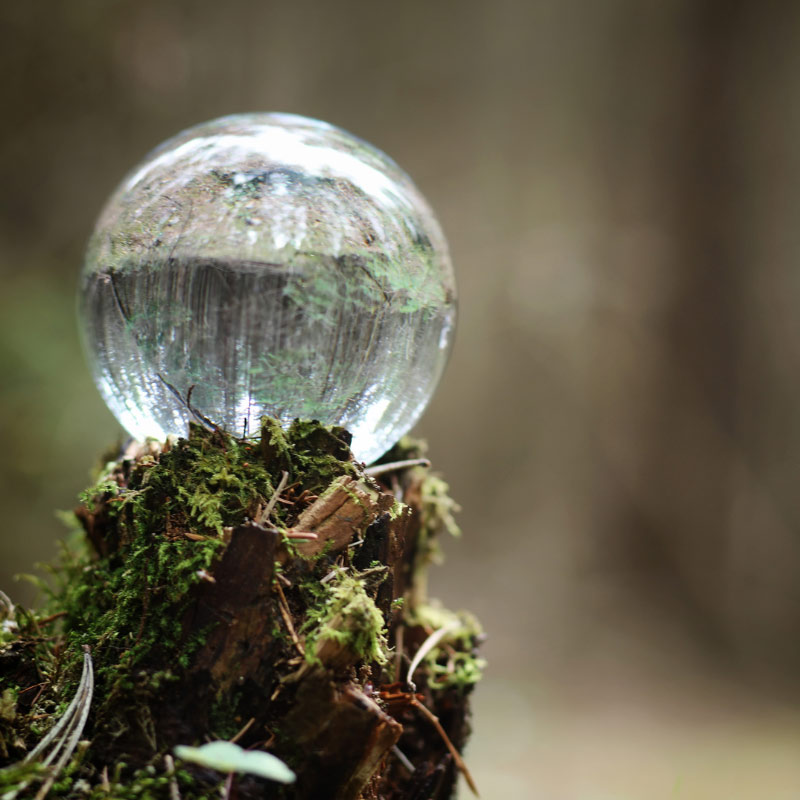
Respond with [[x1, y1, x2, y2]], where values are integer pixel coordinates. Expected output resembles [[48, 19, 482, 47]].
[[3, 1, 800, 797]]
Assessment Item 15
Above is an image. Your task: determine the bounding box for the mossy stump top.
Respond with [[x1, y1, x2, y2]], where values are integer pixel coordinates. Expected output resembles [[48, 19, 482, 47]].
[[0, 419, 483, 799]]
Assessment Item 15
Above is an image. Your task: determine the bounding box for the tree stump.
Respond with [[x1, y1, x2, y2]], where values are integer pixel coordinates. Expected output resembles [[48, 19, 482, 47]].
[[0, 420, 483, 799]]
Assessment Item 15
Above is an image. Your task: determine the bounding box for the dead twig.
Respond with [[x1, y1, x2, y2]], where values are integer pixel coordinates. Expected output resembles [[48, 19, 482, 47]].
[[320, 569, 338, 584], [17, 681, 47, 696], [283, 530, 318, 541], [258, 471, 289, 525], [223, 770, 235, 800], [394, 625, 405, 683], [35, 611, 67, 626], [411, 696, 479, 797], [392, 744, 415, 774], [365, 458, 430, 477], [273, 581, 304, 656], [253, 519, 318, 541], [230, 716, 256, 745]]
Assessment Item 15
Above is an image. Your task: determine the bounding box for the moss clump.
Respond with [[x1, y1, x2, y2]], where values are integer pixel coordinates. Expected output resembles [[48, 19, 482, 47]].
[[408, 603, 486, 691], [63, 418, 355, 668], [420, 476, 461, 542], [301, 569, 390, 668], [0, 759, 206, 800], [93, 417, 354, 540]]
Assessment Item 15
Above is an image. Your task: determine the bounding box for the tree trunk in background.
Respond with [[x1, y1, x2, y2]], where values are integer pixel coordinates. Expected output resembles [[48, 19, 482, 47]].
[[592, 0, 800, 677]]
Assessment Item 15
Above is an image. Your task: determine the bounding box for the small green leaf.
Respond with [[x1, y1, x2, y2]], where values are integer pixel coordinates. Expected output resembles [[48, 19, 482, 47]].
[[174, 741, 295, 784]]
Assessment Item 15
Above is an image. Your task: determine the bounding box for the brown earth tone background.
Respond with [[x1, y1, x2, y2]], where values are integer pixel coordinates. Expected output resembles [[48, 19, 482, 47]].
[[2, 2, 800, 797]]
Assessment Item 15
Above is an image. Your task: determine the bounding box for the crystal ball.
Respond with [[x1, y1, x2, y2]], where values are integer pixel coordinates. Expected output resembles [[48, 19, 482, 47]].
[[78, 113, 456, 463]]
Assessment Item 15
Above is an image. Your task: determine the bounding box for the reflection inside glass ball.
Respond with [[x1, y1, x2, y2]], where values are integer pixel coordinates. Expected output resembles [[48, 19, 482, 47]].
[[79, 113, 456, 463]]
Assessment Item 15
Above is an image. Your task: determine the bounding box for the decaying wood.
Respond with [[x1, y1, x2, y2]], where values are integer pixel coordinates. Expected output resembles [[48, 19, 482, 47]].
[[188, 523, 279, 689], [283, 675, 402, 800], [293, 476, 396, 559], [1, 428, 479, 800]]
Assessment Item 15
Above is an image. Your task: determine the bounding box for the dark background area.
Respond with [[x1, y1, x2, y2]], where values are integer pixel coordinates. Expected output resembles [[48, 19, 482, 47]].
[[2, 2, 800, 795]]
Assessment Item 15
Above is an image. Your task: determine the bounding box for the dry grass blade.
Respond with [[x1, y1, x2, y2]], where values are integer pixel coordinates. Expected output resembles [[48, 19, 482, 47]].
[[164, 753, 181, 800], [20, 647, 95, 800], [0, 588, 15, 617], [406, 620, 460, 690]]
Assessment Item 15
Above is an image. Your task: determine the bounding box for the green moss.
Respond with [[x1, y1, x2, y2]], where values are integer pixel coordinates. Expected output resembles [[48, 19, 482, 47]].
[[59, 416, 355, 665], [0, 688, 16, 722], [59, 528, 223, 677], [408, 472, 462, 595], [43, 418, 357, 754], [208, 693, 242, 741], [0, 760, 47, 794], [45, 762, 224, 800], [387, 497, 407, 521], [78, 478, 120, 513], [130, 423, 275, 535], [407, 603, 486, 691], [277, 418, 356, 491], [301, 570, 389, 667], [420, 475, 461, 540]]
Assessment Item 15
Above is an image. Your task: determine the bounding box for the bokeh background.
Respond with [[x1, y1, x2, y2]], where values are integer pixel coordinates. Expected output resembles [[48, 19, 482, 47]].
[[3, 1, 800, 797]]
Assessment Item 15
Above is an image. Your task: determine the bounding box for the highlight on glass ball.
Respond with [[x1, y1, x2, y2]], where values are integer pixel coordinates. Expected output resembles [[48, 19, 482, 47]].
[[78, 113, 456, 464]]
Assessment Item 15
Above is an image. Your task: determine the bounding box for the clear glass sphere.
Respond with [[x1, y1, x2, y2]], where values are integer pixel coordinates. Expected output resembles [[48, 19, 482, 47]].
[[78, 113, 456, 463]]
